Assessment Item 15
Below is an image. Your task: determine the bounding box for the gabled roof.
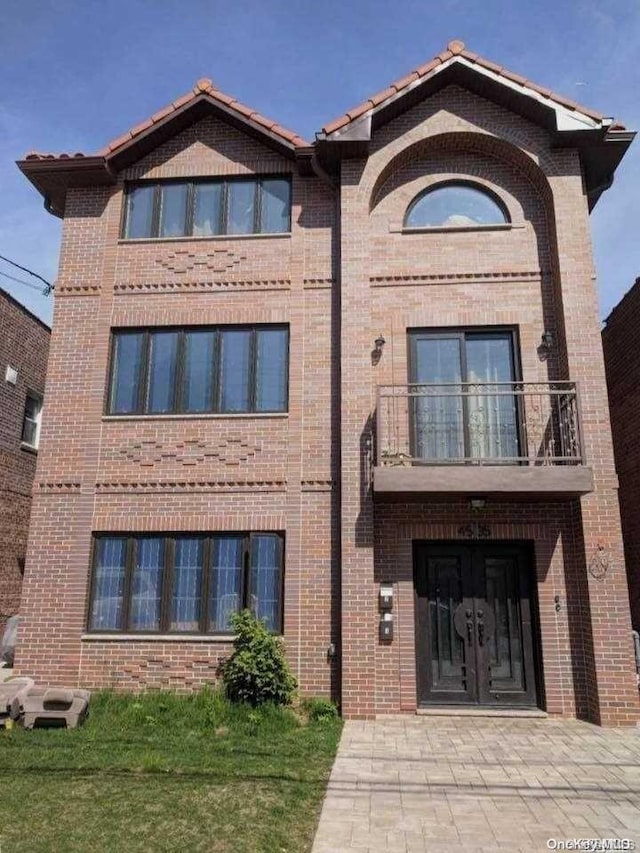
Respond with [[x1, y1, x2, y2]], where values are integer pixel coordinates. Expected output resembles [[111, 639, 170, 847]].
[[320, 40, 618, 137], [17, 79, 311, 217]]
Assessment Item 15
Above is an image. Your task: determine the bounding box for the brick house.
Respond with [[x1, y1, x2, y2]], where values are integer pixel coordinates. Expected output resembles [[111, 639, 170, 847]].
[[603, 278, 640, 634], [0, 287, 50, 632], [15, 40, 640, 724]]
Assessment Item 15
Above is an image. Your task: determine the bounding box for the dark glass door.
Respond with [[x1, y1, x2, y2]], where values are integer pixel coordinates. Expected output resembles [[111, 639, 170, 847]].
[[409, 330, 520, 462], [414, 543, 537, 707]]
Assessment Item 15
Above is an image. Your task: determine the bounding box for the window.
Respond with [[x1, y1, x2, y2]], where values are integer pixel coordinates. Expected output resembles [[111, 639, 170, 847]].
[[122, 177, 291, 239], [107, 325, 289, 416], [404, 182, 509, 229], [409, 329, 520, 462], [21, 391, 43, 449], [88, 533, 284, 634]]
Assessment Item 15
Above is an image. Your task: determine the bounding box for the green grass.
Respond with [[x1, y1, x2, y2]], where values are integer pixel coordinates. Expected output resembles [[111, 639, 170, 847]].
[[0, 688, 343, 853]]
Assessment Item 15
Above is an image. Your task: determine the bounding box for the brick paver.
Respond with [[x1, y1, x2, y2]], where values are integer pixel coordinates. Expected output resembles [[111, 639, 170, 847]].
[[312, 716, 640, 852]]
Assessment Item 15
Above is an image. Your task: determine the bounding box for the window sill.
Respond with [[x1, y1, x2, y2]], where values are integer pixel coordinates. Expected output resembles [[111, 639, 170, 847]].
[[102, 412, 288, 422], [20, 442, 38, 455], [82, 633, 236, 643], [394, 223, 521, 235], [118, 232, 291, 245]]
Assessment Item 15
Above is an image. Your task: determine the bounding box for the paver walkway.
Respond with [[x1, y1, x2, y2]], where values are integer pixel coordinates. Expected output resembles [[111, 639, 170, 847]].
[[312, 715, 640, 853]]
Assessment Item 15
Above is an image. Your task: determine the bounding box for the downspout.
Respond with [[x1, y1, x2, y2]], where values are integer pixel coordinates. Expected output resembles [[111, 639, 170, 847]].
[[310, 150, 342, 707]]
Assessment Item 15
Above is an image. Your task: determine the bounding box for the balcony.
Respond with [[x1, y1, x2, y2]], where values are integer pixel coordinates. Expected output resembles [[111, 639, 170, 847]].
[[374, 382, 593, 500]]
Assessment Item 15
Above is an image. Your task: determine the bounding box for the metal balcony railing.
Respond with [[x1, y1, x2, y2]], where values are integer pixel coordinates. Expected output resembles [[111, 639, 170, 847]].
[[376, 382, 584, 467]]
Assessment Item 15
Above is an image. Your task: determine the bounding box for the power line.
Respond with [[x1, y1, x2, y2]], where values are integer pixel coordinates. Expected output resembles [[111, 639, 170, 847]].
[[0, 270, 47, 292], [0, 254, 54, 295]]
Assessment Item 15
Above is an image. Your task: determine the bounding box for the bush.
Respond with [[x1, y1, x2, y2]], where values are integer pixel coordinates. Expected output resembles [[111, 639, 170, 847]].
[[301, 697, 339, 722], [220, 610, 297, 707]]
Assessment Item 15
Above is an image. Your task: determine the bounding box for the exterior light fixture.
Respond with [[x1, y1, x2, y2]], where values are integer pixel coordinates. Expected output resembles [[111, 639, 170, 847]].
[[374, 335, 386, 354], [540, 330, 554, 350], [470, 497, 486, 511]]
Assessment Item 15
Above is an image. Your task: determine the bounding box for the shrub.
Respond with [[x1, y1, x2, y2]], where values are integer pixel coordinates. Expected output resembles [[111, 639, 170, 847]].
[[220, 610, 297, 707], [301, 697, 339, 722]]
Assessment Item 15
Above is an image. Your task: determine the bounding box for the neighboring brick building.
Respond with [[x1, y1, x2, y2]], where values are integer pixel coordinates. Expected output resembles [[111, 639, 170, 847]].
[[15, 40, 640, 724], [0, 287, 50, 632], [603, 278, 640, 633]]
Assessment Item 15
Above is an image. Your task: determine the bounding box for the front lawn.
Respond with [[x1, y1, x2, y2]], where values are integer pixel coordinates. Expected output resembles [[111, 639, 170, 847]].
[[0, 689, 342, 853]]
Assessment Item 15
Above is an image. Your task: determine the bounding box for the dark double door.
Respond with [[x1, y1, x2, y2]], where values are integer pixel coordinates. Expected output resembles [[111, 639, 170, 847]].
[[414, 543, 538, 707]]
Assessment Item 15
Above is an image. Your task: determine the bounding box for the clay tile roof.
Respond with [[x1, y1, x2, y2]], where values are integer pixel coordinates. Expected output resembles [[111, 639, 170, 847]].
[[320, 40, 617, 135], [26, 78, 310, 163]]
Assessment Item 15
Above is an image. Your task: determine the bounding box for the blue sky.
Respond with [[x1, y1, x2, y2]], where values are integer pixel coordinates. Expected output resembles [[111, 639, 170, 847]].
[[1, 0, 639, 325]]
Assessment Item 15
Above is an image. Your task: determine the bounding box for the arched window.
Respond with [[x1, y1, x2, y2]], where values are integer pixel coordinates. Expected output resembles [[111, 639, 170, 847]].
[[404, 182, 509, 229]]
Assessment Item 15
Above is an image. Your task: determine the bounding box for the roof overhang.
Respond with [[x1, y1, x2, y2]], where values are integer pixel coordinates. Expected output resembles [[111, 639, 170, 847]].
[[17, 92, 307, 218]]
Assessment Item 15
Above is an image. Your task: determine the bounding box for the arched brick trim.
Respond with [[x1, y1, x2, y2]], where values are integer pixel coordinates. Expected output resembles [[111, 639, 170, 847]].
[[368, 131, 556, 214]]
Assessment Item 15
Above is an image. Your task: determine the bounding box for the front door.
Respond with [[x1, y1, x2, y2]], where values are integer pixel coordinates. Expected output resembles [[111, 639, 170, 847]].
[[414, 543, 538, 707]]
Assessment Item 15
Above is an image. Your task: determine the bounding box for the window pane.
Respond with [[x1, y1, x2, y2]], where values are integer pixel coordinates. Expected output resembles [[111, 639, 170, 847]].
[[22, 394, 42, 446], [130, 538, 164, 631], [183, 330, 216, 413], [193, 183, 223, 236], [209, 536, 243, 631], [90, 538, 127, 630], [147, 331, 179, 413], [466, 334, 518, 460], [158, 184, 188, 237], [405, 184, 508, 228], [249, 535, 281, 632], [227, 181, 256, 234], [171, 538, 204, 632], [219, 330, 251, 412], [411, 336, 464, 461], [24, 394, 41, 420], [22, 418, 37, 446], [110, 332, 144, 414], [260, 179, 290, 233], [255, 329, 288, 411], [125, 186, 155, 238]]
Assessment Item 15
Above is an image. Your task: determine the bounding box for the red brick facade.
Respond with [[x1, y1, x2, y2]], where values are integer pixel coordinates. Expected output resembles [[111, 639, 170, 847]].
[[0, 289, 50, 632], [603, 278, 640, 632], [15, 45, 640, 725]]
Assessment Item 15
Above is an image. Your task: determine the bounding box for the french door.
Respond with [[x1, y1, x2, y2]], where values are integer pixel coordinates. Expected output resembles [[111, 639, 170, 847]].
[[408, 330, 520, 462], [414, 543, 538, 707]]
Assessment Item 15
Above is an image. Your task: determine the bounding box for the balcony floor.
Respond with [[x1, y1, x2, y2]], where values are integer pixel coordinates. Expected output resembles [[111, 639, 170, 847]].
[[373, 463, 594, 501]]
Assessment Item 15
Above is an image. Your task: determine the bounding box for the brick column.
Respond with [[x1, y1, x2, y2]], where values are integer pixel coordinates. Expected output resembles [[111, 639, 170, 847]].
[[339, 160, 377, 718]]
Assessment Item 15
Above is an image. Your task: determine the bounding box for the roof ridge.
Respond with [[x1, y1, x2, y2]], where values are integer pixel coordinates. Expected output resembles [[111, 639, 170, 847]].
[[321, 39, 616, 136]]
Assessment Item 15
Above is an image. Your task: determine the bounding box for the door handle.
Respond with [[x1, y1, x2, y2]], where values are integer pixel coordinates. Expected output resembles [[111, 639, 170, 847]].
[[478, 620, 485, 646], [466, 620, 473, 644]]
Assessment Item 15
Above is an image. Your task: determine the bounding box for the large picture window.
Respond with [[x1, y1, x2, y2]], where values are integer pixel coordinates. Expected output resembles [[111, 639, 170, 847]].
[[123, 177, 291, 239], [88, 533, 284, 635], [107, 325, 289, 416]]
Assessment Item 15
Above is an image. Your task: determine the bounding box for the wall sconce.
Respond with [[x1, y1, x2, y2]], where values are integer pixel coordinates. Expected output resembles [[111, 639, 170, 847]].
[[540, 331, 554, 351], [372, 335, 386, 366]]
